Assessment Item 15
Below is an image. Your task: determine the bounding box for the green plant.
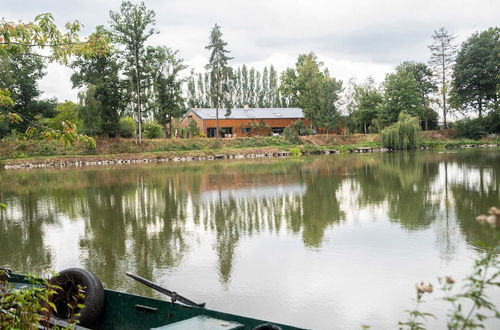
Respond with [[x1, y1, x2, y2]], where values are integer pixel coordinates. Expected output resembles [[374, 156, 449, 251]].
[[187, 120, 200, 138], [399, 207, 500, 330], [143, 121, 163, 139], [119, 117, 136, 138], [381, 112, 422, 150], [33, 141, 59, 156], [289, 147, 301, 157], [0, 272, 84, 329]]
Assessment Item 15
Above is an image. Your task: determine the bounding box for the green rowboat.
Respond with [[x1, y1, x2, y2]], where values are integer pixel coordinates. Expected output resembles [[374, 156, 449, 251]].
[[1, 267, 306, 330]]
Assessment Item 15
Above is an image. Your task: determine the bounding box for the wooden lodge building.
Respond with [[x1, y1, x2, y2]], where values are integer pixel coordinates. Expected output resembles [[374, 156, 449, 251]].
[[180, 107, 305, 137]]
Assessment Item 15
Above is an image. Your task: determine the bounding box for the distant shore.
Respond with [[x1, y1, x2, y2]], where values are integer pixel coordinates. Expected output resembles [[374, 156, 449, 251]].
[[1, 133, 499, 170]]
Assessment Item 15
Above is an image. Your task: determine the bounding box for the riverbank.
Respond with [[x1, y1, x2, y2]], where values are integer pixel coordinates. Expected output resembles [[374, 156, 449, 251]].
[[1, 133, 499, 169]]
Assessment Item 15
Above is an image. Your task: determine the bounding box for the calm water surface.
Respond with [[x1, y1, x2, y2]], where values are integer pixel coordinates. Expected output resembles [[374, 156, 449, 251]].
[[1, 149, 499, 329]]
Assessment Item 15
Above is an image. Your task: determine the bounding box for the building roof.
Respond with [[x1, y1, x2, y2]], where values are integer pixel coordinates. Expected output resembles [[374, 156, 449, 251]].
[[188, 107, 304, 120]]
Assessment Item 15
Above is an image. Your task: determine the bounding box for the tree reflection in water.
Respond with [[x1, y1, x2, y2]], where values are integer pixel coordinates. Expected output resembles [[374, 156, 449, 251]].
[[0, 149, 498, 293]]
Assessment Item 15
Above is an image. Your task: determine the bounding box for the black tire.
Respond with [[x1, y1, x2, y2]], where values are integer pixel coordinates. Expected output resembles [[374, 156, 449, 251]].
[[49, 268, 105, 327], [253, 324, 283, 330]]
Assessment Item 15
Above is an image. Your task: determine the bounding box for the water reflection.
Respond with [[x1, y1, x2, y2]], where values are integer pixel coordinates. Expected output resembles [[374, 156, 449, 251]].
[[1, 149, 499, 315]]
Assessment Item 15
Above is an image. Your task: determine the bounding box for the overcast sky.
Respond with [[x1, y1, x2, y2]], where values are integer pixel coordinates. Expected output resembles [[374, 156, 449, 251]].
[[2, 0, 499, 101]]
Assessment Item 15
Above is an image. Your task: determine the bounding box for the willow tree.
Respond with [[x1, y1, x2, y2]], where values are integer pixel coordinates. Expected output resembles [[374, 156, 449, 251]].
[[381, 112, 422, 150], [205, 24, 233, 138]]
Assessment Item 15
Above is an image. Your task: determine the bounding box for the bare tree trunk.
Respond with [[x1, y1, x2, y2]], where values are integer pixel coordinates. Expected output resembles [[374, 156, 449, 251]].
[[216, 107, 219, 138], [442, 48, 447, 129], [134, 50, 142, 144]]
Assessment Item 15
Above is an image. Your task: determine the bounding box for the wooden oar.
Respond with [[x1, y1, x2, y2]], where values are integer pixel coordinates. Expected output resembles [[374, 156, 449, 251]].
[[125, 272, 205, 308]]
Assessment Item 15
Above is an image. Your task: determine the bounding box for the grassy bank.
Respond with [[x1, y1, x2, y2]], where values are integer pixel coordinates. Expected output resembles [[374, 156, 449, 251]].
[[0, 132, 498, 168]]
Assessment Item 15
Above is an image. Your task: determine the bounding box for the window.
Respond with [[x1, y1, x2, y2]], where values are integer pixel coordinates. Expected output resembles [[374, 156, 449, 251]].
[[241, 127, 252, 134], [272, 127, 285, 135]]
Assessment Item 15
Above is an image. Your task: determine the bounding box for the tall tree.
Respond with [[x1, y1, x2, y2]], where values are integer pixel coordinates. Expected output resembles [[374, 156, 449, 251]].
[[351, 77, 384, 133], [279, 53, 342, 129], [109, 0, 156, 143], [453, 27, 500, 117], [269, 65, 279, 107], [71, 29, 124, 137], [205, 24, 233, 137], [381, 69, 424, 126], [396, 61, 437, 130], [428, 27, 457, 128], [0, 52, 46, 133], [146, 46, 187, 137]]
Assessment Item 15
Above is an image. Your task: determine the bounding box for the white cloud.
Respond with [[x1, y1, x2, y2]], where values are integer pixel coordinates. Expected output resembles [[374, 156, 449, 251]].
[[4, 0, 499, 101]]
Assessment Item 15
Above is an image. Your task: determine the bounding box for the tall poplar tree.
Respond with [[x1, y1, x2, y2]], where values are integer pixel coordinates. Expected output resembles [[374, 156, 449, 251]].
[[109, 1, 156, 144], [428, 27, 457, 128]]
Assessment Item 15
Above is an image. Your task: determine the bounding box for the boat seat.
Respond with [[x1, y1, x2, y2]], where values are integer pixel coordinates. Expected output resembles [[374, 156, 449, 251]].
[[150, 315, 243, 330]]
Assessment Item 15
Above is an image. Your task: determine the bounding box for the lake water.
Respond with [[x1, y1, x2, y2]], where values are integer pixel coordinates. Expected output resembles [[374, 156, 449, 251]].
[[1, 149, 499, 329]]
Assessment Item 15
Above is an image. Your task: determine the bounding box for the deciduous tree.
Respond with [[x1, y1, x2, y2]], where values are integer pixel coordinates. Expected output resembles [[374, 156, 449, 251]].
[[452, 27, 499, 117]]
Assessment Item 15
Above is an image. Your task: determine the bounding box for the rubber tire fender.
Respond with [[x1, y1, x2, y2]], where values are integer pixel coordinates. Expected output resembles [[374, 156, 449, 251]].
[[49, 268, 105, 327]]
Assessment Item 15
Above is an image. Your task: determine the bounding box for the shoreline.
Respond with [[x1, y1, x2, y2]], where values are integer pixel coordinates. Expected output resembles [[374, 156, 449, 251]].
[[2, 142, 498, 170]]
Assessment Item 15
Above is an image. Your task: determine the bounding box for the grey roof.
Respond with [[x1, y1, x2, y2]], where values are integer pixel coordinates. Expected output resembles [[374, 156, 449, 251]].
[[189, 107, 304, 120]]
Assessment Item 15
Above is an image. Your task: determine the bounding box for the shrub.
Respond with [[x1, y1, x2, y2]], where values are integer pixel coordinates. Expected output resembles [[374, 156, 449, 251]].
[[119, 117, 136, 138], [33, 141, 59, 156], [453, 117, 489, 140], [289, 147, 301, 157], [143, 121, 163, 139], [187, 120, 200, 138], [381, 113, 422, 150]]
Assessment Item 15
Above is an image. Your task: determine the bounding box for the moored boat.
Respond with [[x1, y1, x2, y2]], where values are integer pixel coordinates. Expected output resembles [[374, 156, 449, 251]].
[[1, 267, 306, 330]]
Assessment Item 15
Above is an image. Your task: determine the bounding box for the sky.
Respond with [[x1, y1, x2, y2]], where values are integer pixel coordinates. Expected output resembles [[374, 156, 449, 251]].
[[2, 0, 499, 102]]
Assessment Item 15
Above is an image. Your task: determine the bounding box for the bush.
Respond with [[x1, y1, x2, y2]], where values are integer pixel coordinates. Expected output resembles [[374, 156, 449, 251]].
[[453, 110, 500, 140], [187, 120, 200, 138], [381, 112, 422, 150], [143, 121, 163, 139], [33, 141, 59, 156], [119, 117, 136, 138], [289, 147, 301, 157]]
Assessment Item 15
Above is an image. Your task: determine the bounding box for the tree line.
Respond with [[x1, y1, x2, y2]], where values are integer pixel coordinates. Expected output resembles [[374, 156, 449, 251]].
[[1, 1, 498, 143]]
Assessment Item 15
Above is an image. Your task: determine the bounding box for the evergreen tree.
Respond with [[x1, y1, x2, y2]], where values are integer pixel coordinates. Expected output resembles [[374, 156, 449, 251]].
[[205, 24, 233, 137], [428, 27, 457, 128]]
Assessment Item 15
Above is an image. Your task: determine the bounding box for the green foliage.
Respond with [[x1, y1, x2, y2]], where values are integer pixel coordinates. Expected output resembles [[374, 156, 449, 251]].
[[350, 78, 384, 133], [45, 101, 81, 131], [146, 46, 187, 138], [109, 1, 157, 143], [381, 67, 426, 126], [381, 113, 422, 150], [205, 24, 233, 135], [453, 27, 500, 117], [0, 271, 84, 329], [187, 119, 200, 138], [289, 147, 301, 157], [143, 121, 163, 139], [453, 118, 489, 140], [71, 35, 123, 137], [119, 116, 136, 138], [280, 53, 342, 129]]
